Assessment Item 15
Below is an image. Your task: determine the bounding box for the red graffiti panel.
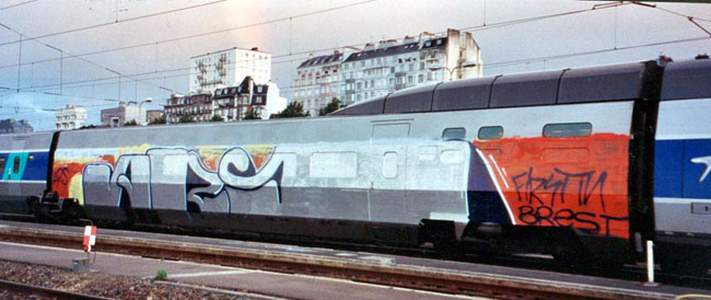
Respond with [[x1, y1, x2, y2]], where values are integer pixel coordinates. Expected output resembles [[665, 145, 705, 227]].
[[475, 133, 630, 239]]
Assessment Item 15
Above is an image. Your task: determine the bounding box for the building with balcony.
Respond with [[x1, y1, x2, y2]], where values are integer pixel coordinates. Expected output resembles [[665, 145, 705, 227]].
[[190, 46, 271, 93], [55, 105, 87, 130], [165, 76, 287, 123], [292, 47, 358, 116], [164, 93, 213, 124], [341, 28, 482, 106], [292, 28, 482, 115]]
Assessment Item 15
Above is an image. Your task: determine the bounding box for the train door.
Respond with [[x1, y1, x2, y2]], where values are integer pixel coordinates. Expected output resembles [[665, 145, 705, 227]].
[[368, 121, 413, 241]]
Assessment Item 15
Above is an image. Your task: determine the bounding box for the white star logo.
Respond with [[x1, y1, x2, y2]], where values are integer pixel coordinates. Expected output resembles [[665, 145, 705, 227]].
[[690, 156, 711, 183]]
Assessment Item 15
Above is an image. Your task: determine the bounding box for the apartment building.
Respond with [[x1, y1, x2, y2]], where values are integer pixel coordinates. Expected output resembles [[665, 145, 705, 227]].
[[55, 105, 87, 130], [190, 47, 271, 93], [292, 28, 482, 115]]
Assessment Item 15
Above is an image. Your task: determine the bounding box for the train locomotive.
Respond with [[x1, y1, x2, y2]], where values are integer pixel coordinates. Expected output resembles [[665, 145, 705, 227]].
[[0, 57, 709, 274]]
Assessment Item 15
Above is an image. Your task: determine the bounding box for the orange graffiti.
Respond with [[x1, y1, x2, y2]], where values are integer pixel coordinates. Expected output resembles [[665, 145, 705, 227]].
[[475, 133, 630, 239]]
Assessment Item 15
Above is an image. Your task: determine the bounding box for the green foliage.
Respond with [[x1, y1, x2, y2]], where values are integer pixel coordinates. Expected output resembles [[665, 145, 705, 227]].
[[153, 269, 168, 281], [149, 116, 166, 125], [124, 120, 138, 127], [319, 97, 342, 116], [178, 115, 194, 123], [210, 114, 224, 122], [271, 101, 309, 119], [243, 108, 261, 120]]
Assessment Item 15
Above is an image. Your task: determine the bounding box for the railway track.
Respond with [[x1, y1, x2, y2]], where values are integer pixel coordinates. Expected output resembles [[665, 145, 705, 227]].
[[0, 278, 111, 300], [0, 224, 680, 300]]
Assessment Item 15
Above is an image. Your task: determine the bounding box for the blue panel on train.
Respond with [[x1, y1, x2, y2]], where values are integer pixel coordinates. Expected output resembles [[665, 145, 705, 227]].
[[23, 151, 49, 181], [0, 151, 48, 181], [654, 140, 683, 198], [683, 139, 711, 199]]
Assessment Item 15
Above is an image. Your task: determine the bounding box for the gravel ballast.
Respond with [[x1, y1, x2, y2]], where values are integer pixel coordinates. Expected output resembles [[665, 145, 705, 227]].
[[0, 260, 261, 299]]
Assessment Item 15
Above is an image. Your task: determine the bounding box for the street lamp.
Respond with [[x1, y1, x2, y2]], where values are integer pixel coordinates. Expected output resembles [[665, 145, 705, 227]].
[[429, 61, 478, 81], [139, 97, 152, 125]]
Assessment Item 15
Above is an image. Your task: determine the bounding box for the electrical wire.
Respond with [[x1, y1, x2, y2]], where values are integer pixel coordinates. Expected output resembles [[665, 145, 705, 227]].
[[0, 21, 178, 95], [0, 0, 229, 47], [0, 0, 380, 72], [0, 0, 40, 11]]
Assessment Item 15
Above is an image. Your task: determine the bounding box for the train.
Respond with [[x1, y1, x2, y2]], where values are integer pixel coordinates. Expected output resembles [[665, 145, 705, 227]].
[[0, 56, 709, 275]]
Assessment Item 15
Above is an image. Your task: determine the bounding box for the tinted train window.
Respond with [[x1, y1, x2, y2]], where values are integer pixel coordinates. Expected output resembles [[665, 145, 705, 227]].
[[12, 156, 20, 173], [543, 122, 592, 137], [0, 158, 5, 174], [478, 126, 504, 140], [442, 127, 466, 141]]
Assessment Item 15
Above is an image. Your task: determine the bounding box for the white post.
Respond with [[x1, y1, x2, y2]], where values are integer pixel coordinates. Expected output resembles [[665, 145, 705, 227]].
[[645, 240, 658, 287]]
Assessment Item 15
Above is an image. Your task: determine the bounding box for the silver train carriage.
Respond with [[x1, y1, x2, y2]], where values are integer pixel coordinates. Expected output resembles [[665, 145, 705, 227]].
[[1, 57, 709, 273]]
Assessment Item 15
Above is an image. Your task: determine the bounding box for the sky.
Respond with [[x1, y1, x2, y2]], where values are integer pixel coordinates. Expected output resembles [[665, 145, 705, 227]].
[[0, 0, 709, 130]]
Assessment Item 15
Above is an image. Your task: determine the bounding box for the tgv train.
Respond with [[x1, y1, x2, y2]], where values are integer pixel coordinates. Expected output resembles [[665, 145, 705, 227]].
[[0, 57, 709, 274]]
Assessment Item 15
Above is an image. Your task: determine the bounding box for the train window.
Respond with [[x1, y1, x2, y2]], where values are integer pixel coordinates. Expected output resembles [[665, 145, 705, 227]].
[[382, 152, 398, 178], [543, 122, 592, 137], [0, 158, 4, 174], [478, 126, 504, 140], [442, 127, 466, 141], [12, 156, 20, 174]]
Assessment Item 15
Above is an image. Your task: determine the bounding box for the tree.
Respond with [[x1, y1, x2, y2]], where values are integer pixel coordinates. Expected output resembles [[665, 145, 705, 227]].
[[271, 101, 309, 119], [210, 114, 224, 122], [179, 115, 194, 123], [319, 97, 342, 116], [149, 116, 166, 125], [243, 107, 261, 120], [124, 120, 138, 126]]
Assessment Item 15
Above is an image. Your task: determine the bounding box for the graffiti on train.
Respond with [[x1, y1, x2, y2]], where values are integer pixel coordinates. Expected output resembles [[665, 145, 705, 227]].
[[511, 167, 628, 237], [475, 133, 631, 239], [75, 147, 284, 213]]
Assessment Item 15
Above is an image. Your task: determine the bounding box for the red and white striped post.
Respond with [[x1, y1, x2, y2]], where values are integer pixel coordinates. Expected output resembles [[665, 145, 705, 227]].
[[82, 225, 96, 253]]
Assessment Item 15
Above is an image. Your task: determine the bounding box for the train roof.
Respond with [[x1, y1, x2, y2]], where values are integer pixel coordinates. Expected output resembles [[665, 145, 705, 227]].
[[332, 58, 710, 116], [661, 58, 711, 101]]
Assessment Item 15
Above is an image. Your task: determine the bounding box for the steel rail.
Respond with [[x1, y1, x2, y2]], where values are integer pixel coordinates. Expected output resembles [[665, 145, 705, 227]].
[[0, 278, 112, 300], [0, 225, 676, 300]]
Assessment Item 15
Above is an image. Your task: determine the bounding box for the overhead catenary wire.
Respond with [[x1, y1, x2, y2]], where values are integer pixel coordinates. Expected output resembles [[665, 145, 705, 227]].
[[0, 0, 229, 48], [0, 0, 381, 72], [630, 2, 711, 38], [7, 32, 708, 100], [0, 0, 40, 11], [0, 21, 179, 96], [2, 1, 709, 110]]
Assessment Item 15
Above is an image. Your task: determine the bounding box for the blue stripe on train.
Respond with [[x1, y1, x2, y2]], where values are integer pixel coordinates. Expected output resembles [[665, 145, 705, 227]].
[[655, 139, 711, 199], [0, 151, 49, 181]]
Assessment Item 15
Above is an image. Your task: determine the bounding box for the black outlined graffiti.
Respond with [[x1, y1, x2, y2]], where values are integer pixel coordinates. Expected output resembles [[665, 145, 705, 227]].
[[511, 167, 607, 211], [82, 146, 284, 214], [511, 167, 627, 237]]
